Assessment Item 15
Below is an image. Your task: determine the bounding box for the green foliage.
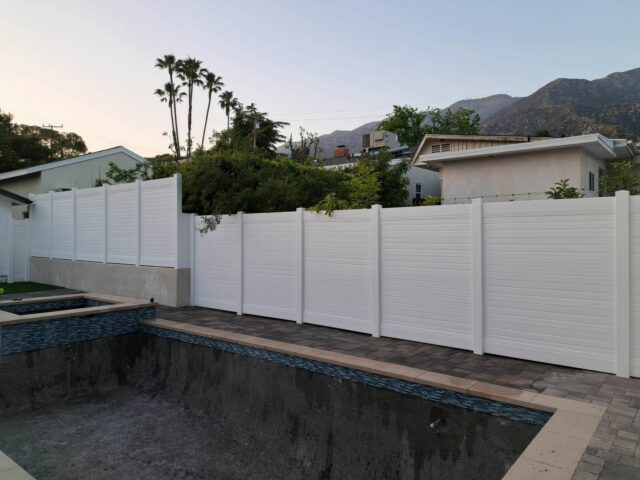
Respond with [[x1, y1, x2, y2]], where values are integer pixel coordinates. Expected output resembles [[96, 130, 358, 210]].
[[378, 105, 480, 147], [423, 195, 442, 206], [212, 103, 288, 158], [0, 109, 87, 174], [545, 179, 584, 199], [600, 160, 639, 196], [94, 155, 180, 186], [377, 105, 427, 147], [534, 129, 552, 137], [309, 193, 349, 216]]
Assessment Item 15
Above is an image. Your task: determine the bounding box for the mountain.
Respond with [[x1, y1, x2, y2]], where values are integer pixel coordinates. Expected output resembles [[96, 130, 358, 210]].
[[481, 68, 640, 138], [448, 94, 521, 121], [278, 121, 380, 158]]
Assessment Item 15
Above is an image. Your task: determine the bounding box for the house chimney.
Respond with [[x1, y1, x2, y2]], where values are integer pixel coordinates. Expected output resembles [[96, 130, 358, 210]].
[[334, 145, 350, 158]]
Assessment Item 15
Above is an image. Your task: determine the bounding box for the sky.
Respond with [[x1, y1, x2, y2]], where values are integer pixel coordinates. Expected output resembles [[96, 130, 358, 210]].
[[1, 0, 638, 157]]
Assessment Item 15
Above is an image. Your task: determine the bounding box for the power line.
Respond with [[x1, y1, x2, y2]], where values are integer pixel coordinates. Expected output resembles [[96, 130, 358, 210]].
[[42, 123, 63, 159]]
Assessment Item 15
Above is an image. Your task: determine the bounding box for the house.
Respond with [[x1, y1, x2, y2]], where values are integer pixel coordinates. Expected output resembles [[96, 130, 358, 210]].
[[362, 129, 400, 153], [0, 146, 144, 198], [0, 189, 31, 281], [324, 145, 441, 205], [0, 146, 145, 217], [411, 134, 638, 203]]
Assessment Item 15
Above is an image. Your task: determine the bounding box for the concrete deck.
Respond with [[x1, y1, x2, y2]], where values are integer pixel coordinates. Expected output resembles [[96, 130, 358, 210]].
[[157, 305, 640, 480]]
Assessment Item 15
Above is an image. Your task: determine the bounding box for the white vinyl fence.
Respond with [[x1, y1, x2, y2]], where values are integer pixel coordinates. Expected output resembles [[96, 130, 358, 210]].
[[192, 192, 640, 378], [14, 174, 640, 378], [29, 174, 189, 268]]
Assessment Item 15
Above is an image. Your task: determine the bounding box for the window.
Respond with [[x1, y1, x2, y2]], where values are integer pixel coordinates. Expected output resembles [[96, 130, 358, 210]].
[[415, 183, 422, 200], [589, 172, 595, 191]]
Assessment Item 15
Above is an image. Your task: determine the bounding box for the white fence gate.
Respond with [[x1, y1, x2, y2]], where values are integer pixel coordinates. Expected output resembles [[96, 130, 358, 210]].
[[192, 192, 640, 378], [1, 218, 29, 283]]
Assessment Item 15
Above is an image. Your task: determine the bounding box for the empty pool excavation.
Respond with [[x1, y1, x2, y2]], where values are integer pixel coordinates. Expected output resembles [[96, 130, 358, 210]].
[[0, 303, 602, 479]]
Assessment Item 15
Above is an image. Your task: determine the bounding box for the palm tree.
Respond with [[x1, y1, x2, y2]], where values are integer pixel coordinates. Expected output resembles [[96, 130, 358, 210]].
[[177, 57, 204, 158], [218, 91, 237, 130], [200, 70, 224, 149], [154, 83, 185, 161], [154, 55, 181, 157]]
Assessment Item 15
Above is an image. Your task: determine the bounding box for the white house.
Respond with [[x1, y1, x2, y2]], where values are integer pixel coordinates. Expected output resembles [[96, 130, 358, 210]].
[[411, 133, 638, 203], [0, 146, 145, 218], [0, 146, 145, 198]]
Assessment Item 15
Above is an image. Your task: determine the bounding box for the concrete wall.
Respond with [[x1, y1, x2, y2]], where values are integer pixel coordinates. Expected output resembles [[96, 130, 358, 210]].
[[440, 148, 585, 203], [29, 257, 190, 307]]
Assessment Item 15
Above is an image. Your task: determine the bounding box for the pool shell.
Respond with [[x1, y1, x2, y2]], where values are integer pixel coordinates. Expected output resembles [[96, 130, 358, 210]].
[[144, 319, 608, 480], [0, 306, 607, 479]]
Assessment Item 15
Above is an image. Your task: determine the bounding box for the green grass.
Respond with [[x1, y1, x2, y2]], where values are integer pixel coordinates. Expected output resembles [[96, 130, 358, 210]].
[[0, 282, 62, 295]]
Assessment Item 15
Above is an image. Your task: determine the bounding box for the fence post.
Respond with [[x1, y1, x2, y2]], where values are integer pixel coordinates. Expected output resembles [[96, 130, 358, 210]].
[[135, 179, 141, 267], [7, 218, 14, 283], [296, 208, 305, 324], [615, 190, 630, 378], [237, 211, 244, 316], [371, 204, 382, 337], [49, 191, 53, 259], [72, 188, 77, 261], [190, 213, 196, 306], [471, 198, 484, 355], [174, 173, 182, 269], [103, 185, 108, 263], [25, 214, 31, 281]]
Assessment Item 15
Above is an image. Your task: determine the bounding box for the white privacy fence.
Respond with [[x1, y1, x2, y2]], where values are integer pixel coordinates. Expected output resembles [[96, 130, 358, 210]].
[[192, 192, 640, 378], [29, 174, 189, 268]]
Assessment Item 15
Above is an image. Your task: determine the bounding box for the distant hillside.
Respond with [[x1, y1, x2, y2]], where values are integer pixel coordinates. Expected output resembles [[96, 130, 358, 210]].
[[282, 67, 640, 158], [449, 94, 521, 121], [482, 68, 640, 138]]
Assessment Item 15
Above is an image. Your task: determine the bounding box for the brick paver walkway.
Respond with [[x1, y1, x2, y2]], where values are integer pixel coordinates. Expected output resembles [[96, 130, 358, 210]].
[[158, 305, 640, 480]]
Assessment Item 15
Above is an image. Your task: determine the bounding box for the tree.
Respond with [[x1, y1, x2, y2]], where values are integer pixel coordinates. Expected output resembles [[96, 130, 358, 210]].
[[600, 160, 639, 196], [0, 110, 87, 173], [177, 57, 204, 158], [154, 82, 185, 161], [155, 55, 181, 157], [287, 127, 320, 164], [200, 70, 224, 149], [94, 154, 180, 186], [378, 105, 426, 147], [545, 179, 584, 199], [212, 102, 287, 158], [218, 90, 237, 130], [378, 105, 480, 147]]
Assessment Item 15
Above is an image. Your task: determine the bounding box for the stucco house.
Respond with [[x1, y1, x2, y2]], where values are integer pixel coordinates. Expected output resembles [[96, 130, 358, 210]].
[[0, 146, 144, 198], [411, 134, 638, 203], [0, 146, 144, 218]]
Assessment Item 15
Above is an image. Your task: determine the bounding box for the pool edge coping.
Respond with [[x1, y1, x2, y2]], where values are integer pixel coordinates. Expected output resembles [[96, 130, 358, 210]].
[[0, 293, 155, 326], [143, 317, 606, 480]]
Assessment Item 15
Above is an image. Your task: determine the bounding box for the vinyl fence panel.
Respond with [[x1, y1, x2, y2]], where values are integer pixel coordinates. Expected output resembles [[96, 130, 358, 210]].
[[380, 205, 473, 349], [192, 215, 240, 311], [303, 209, 373, 333], [483, 198, 616, 373], [630, 196, 640, 377], [242, 212, 298, 321], [76, 186, 106, 262]]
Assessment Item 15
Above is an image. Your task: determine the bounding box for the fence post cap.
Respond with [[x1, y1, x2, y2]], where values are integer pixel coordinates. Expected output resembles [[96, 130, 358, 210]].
[[615, 190, 630, 197]]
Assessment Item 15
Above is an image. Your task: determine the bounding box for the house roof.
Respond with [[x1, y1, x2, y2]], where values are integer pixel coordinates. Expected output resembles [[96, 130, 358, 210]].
[[0, 188, 31, 205], [413, 134, 637, 168], [0, 146, 145, 182]]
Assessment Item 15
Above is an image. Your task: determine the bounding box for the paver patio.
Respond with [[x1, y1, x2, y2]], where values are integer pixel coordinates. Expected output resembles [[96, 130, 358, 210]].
[[157, 305, 640, 480]]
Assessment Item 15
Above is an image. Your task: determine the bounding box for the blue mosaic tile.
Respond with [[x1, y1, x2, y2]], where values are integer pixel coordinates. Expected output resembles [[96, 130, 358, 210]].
[[0, 307, 155, 355], [141, 325, 552, 427]]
